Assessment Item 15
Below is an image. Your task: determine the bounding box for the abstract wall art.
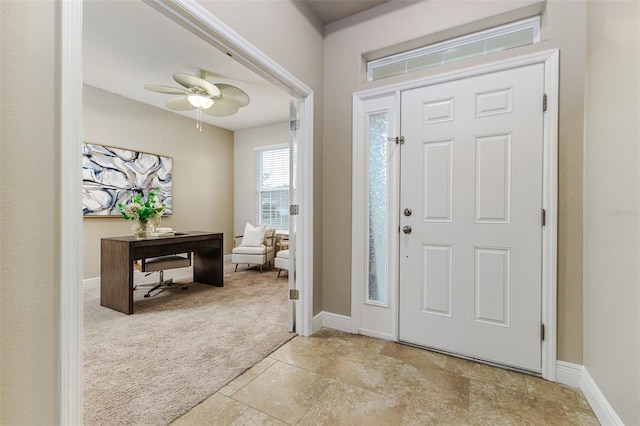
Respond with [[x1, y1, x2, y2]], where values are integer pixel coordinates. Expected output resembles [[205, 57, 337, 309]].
[[82, 142, 173, 216]]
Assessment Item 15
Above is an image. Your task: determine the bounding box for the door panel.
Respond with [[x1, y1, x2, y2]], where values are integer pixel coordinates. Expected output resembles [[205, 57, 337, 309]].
[[399, 64, 544, 372], [423, 140, 453, 222]]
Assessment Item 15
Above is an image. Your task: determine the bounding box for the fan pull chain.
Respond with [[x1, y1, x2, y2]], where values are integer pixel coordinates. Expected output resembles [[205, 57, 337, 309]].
[[195, 107, 203, 132]]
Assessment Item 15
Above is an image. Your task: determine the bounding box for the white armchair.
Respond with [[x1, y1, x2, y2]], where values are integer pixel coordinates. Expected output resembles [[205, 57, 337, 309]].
[[275, 249, 289, 277], [231, 223, 276, 272]]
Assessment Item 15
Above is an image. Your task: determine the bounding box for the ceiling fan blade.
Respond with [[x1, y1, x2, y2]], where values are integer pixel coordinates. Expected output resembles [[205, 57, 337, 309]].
[[216, 84, 250, 107], [201, 101, 241, 117], [173, 73, 221, 97], [144, 85, 189, 95], [166, 97, 196, 111]]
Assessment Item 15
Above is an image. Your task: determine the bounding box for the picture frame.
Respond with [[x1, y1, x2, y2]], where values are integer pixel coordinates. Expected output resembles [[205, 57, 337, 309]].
[[82, 142, 173, 216]]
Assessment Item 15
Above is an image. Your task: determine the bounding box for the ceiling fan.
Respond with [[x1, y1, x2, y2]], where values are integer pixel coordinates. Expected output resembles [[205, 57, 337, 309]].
[[144, 72, 250, 117]]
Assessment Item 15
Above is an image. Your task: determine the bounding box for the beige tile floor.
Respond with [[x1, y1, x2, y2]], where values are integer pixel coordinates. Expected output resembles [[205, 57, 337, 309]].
[[171, 328, 599, 425]]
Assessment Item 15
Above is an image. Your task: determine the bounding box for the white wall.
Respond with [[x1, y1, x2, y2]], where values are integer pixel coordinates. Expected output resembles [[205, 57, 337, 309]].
[[234, 122, 289, 236], [83, 85, 235, 279], [583, 1, 640, 424]]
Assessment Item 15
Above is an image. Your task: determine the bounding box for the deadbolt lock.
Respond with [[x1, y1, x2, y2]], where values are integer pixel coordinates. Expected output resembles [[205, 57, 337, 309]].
[[403, 208, 412, 217]]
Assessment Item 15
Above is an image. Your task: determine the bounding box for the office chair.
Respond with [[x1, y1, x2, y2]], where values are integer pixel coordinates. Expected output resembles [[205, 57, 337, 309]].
[[134, 253, 191, 298]]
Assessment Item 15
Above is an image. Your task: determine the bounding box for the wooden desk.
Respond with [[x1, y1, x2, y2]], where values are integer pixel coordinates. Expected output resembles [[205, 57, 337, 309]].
[[100, 232, 223, 314]]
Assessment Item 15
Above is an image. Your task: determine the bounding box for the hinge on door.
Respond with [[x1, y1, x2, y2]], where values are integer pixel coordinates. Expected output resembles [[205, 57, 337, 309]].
[[542, 209, 546, 226], [541, 324, 545, 341], [387, 136, 405, 145], [290, 204, 299, 215], [289, 289, 299, 300], [290, 119, 300, 131], [542, 94, 547, 112]]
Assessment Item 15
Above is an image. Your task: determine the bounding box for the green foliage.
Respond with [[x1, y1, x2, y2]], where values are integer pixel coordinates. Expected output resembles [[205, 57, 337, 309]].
[[117, 188, 165, 222]]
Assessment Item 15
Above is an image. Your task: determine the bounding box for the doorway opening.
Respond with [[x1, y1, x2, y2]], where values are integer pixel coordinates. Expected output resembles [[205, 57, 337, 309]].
[[60, 1, 314, 423]]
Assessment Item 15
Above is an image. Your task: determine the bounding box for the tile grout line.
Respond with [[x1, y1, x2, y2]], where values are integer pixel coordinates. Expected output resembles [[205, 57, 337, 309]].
[[293, 377, 335, 425]]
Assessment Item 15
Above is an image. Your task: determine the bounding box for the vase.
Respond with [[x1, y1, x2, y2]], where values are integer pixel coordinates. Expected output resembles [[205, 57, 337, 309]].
[[131, 219, 152, 239], [152, 214, 161, 233]]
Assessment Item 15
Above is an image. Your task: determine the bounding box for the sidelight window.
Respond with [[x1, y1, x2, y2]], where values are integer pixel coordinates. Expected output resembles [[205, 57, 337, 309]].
[[367, 111, 389, 305]]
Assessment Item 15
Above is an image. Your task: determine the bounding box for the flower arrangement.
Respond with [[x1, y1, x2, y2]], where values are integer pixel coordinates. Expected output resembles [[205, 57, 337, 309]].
[[118, 188, 165, 224]]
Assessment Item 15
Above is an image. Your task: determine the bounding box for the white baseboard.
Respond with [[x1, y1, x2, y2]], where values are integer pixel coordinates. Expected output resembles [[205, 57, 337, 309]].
[[312, 313, 324, 334], [311, 314, 394, 342], [555, 361, 624, 425], [312, 311, 352, 334], [224, 254, 232, 263], [556, 361, 583, 388], [83, 277, 100, 286], [581, 367, 624, 426]]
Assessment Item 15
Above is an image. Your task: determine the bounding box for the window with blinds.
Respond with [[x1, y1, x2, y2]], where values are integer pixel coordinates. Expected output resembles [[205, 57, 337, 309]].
[[367, 17, 540, 81], [256, 145, 290, 231]]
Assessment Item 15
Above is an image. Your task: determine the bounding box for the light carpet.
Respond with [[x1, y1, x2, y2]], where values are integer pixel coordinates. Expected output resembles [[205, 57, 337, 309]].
[[83, 263, 294, 425]]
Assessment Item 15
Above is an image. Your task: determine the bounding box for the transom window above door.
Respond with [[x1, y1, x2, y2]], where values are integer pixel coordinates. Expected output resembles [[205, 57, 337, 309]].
[[367, 16, 540, 81]]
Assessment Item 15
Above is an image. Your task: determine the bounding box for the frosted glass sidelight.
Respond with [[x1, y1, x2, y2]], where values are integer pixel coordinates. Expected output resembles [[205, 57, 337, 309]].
[[367, 112, 388, 304]]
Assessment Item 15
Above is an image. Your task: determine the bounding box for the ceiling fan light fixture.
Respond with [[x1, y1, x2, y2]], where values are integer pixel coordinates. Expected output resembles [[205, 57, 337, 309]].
[[187, 94, 214, 109]]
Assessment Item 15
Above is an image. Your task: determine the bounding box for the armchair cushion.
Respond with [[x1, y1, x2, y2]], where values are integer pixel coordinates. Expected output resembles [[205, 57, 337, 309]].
[[232, 245, 270, 255], [240, 223, 266, 247]]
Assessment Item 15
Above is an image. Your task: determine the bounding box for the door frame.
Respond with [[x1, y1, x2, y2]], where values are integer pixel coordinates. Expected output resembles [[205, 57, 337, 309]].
[[60, 1, 315, 423], [352, 49, 558, 381]]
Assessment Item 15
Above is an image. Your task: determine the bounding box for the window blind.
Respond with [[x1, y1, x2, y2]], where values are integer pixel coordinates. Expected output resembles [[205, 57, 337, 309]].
[[256, 145, 290, 231]]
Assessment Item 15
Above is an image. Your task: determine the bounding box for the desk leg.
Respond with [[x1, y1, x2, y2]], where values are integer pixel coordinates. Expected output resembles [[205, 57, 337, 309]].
[[100, 239, 134, 314], [193, 243, 223, 286]]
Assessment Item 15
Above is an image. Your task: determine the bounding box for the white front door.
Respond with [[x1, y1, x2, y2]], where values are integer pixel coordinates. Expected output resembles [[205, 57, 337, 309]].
[[399, 63, 545, 372]]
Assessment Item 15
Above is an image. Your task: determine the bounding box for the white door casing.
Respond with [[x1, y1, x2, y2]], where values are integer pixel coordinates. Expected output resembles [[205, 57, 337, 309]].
[[399, 63, 545, 373], [288, 99, 299, 332], [352, 49, 558, 380]]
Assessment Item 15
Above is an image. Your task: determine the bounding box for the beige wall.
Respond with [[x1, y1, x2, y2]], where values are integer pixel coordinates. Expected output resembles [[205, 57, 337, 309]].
[[584, 1, 640, 424], [199, 1, 325, 315], [323, 0, 586, 364], [0, 2, 60, 424], [82, 85, 234, 279], [234, 122, 290, 236]]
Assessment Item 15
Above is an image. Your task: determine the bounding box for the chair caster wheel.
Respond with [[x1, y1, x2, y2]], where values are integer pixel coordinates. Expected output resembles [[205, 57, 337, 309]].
[[144, 294, 150, 298], [182, 285, 188, 290]]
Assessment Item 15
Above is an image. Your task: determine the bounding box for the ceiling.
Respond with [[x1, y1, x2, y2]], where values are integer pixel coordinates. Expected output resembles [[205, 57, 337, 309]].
[[304, 0, 390, 25], [83, 1, 387, 132]]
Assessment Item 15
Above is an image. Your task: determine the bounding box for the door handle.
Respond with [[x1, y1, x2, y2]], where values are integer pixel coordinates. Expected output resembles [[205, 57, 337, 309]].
[[403, 226, 412, 234]]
